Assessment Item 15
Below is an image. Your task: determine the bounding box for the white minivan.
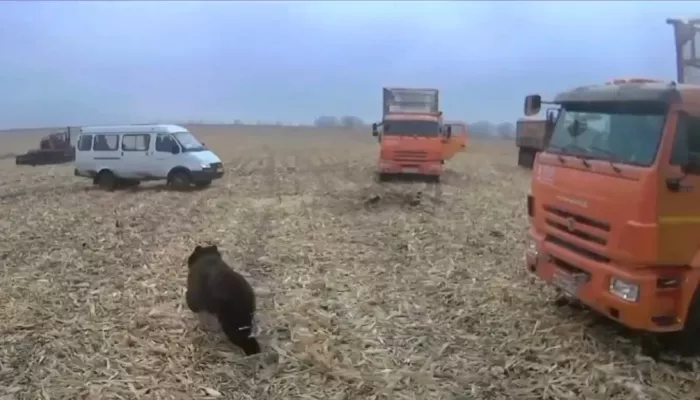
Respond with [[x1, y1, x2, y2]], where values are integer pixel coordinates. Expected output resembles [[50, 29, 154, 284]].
[[74, 124, 224, 190]]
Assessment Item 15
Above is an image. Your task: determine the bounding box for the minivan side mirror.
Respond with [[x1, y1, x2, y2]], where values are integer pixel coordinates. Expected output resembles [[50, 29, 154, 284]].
[[524, 94, 542, 116], [171, 144, 180, 154]]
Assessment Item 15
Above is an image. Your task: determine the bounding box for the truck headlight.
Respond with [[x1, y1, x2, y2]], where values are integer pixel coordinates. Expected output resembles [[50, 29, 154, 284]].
[[609, 277, 639, 302], [200, 163, 210, 169]]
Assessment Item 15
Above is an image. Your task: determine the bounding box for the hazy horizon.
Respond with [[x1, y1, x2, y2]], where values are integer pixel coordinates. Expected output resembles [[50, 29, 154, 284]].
[[0, 1, 696, 130]]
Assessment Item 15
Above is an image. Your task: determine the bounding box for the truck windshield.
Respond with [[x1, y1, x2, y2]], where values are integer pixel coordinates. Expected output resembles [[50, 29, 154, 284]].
[[383, 120, 440, 137], [547, 104, 666, 167], [173, 131, 205, 152]]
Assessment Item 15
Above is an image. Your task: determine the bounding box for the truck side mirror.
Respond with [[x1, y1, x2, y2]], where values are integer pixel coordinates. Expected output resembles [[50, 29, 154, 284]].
[[372, 123, 378, 137], [171, 143, 180, 154], [524, 94, 542, 116], [446, 125, 452, 138]]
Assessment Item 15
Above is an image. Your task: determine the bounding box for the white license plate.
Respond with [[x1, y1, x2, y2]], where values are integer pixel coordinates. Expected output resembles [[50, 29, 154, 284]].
[[402, 168, 419, 174], [552, 270, 580, 298]]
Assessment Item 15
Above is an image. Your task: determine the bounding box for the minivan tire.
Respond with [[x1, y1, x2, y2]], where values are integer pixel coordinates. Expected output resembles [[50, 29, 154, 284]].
[[168, 170, 192, 190], [96, 170, 118, 191]]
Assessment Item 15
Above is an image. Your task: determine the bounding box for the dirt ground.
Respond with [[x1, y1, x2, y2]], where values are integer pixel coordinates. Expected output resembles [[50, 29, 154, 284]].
[[0, 125, 697, 399]]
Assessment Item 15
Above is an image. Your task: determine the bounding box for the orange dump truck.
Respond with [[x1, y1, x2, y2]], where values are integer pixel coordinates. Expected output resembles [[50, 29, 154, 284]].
[[524, 18, 700, 353], [372, 87, 452, 183], [443, 121, 468, 159]]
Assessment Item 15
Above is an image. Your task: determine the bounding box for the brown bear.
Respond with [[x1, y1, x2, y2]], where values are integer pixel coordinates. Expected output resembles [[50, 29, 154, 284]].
[[186, 244, 260, 356]]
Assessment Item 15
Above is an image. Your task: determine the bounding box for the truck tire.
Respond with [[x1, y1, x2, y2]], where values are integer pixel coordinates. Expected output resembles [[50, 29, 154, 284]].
[[666, 287, 700, 356]]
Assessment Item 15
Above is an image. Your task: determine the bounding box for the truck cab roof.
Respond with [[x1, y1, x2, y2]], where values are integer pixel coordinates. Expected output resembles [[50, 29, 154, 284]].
[[554, 81, 700, 105], [384, 113, 440, 121]]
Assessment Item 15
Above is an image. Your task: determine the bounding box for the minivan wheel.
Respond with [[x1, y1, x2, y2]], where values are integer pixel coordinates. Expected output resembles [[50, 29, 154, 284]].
[[96, 170, 117, 191], [168, 170, 192, 190]]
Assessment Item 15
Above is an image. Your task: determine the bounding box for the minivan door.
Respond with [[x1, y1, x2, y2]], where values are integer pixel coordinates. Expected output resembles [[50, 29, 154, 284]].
[[153, 134, 181, 179], [119, 133, 152, 179]]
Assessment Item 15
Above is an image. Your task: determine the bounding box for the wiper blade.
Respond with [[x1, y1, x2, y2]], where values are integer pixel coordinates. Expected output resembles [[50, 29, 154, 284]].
[[547, 145, 568, 164], [590, 146, 622, 173], [548, 144, 591, 167]]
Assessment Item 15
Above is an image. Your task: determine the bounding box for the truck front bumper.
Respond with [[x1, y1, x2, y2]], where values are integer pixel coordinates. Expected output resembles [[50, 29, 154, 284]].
[[526, 230, 685, 333], [377, 159, 442, 176]]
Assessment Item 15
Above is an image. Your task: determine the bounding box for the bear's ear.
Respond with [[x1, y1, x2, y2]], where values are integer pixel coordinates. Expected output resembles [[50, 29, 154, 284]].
[[188, 245, 205, 267], [200, 244, 220, 256]]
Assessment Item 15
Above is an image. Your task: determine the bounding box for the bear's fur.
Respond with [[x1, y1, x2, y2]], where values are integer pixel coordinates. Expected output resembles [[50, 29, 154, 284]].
[[186, 244, 260, 356]]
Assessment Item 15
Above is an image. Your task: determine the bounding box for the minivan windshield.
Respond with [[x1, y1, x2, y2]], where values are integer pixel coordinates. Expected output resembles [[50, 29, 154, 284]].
[[547, 103, 667, 167], [383, 120, 440, 137], [173, 131, 205, 152]]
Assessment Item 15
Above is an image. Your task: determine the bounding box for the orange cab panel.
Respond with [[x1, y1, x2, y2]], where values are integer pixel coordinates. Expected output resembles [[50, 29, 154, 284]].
[[443, 122, 468, 159]]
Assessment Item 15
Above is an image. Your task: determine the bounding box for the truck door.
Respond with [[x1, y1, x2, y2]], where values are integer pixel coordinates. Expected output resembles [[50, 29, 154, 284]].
[[658, 110, 700, 264]]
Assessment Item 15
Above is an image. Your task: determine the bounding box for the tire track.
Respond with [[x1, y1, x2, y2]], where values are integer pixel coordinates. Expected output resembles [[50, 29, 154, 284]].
[[236, 147, 279, 279]]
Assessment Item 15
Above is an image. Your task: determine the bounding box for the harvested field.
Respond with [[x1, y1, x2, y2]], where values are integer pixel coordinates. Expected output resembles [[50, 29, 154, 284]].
[[0, 125, 697, 399]]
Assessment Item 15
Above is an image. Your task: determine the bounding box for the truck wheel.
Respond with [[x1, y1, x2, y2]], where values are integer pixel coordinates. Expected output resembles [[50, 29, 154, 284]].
[[96, 171, 118, 191], [666, 287, 700, 356]]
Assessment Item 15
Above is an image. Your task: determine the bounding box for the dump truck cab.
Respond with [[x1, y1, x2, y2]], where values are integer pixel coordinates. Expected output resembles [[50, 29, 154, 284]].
[[523, 16, 700, 354], [372, 87, 451, 183]]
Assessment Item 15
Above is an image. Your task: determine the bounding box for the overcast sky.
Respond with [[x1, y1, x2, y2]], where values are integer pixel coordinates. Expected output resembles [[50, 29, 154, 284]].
[[0, 1, 696, 129]]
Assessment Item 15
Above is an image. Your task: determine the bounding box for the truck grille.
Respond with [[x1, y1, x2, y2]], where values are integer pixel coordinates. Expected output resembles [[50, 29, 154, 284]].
[[543, 204, 611, 262], [394, 150, 428, 160]]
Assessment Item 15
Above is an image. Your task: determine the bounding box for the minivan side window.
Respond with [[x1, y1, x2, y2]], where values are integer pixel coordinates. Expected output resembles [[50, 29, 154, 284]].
[[155, 134, 177, 152], [670, 112, 700, 167], [122, 134, 150, 151], [93, 134, 120, 151], [77, 135, 93, 151]]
